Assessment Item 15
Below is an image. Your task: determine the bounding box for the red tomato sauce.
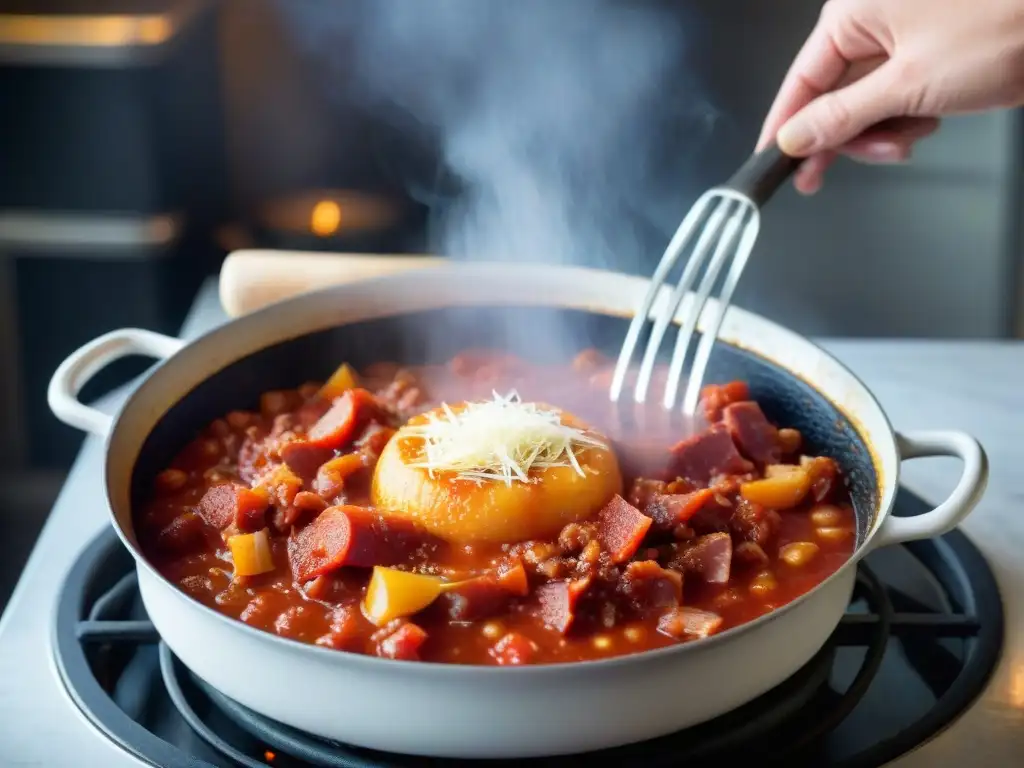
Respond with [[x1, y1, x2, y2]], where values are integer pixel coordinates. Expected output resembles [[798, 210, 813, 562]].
[[136, 350, 857, 665]]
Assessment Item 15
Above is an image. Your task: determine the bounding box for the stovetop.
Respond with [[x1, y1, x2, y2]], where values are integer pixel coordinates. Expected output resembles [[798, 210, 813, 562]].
[[2, 283, 1020, 767], [49, 489, 1002, 768]]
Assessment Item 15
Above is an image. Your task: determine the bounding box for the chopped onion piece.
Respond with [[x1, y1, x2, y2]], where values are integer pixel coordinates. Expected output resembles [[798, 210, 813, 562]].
[[318, 362, 358, 401], [363, 566, 447, 626], [228, 528, 275, 576]]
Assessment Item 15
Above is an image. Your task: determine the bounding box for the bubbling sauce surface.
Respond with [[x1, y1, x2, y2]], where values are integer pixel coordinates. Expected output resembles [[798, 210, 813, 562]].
[[136, 350, 856, 665]]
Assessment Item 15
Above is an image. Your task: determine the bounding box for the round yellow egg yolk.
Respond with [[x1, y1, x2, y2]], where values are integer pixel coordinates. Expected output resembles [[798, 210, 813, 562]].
[[371, 402, 623, 545]]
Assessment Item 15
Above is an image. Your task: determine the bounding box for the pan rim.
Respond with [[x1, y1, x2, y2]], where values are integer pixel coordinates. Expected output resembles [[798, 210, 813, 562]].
[[104, 263, 896, 675]]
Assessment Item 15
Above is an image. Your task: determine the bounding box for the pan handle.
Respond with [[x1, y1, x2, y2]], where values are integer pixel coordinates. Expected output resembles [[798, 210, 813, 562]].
[[48, 328, 186, 438], [219, 250, 447, 318], [872, 430, 989, 549]]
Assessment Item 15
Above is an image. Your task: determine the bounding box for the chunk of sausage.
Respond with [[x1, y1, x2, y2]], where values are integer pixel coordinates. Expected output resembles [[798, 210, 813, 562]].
[[673, 532, 733, 584], [670, 426, 753, 484], [621, 560, 683, 611], [197, 484, 269, 532], [156, 511, 205, 554], [278, 490, 329, 529], [533, 577, 592, 634], [688, 503, 733, 536], [494, 559, 530, 596], [295, 397, 333, 429], [439, 558, 529, 621], [313, 453, 368, 500], [306, 389, 382, 451], [489, 632, 537, 666], [723, 401, 781, 464], [287, 506, 435, 582], [279, 440, 334, 482], [596, 495, 652, 564], [376, 622, 428, 661], [315, 603, 363, 650], [356, 423, 396, 458], [700, 381, 750, 423], [730, 499, 782, 549], [644, 489, 715, 530], [627, 478, 668, 510], [442, 577, 511, 622], [658, 607, 724, 639]]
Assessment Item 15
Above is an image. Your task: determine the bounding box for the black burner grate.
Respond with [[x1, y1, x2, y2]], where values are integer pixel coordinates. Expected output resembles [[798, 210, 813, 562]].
[[52, 489, 1004, 768]]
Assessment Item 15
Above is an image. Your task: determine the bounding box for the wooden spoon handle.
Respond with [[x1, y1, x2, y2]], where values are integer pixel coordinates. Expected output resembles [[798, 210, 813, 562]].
[[219, 250, 446, 317]]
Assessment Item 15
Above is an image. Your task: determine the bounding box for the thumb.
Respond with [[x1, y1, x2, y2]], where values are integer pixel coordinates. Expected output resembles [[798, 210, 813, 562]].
[[776, 63, 903, 156]]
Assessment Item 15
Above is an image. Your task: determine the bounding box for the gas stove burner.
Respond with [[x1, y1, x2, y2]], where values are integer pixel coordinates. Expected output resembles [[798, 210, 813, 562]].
[[52, 489, 1003, 768], [163, 639, 837, 768]]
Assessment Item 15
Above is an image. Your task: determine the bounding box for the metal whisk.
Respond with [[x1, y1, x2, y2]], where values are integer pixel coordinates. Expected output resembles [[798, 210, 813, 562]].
[[610, 145, 799, 416]]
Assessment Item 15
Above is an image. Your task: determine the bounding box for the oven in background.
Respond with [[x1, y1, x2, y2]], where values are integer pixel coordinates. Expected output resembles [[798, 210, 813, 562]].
[[0, 0, 228, 608]]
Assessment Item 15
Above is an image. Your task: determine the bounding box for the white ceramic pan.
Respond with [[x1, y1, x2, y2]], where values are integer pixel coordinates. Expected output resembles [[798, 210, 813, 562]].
[[48, 251, 987, 759]]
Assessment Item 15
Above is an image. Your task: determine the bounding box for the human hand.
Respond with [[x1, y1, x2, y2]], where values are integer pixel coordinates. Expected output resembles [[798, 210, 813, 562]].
[[758, 0, 1024, 194]]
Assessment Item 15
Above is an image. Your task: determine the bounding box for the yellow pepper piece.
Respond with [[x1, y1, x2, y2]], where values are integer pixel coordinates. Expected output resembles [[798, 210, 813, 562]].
[[318, 363, 358, 401], [740, 465, 812, 510], [228, 528, 275, 577], [363, 567, 446, 626]]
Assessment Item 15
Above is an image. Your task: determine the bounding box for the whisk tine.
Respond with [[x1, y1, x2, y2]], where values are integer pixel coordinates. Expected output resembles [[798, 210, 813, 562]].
[[681, 211, 761, 415], [610, 145, 798, 417], [634, 195, 732, 405], [664, 198, 751, 411], [608, 190, 716, 403]]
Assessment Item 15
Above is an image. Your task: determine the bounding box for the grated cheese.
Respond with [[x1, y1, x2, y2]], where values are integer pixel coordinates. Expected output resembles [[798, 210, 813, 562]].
[[402, 391, 607, 486]]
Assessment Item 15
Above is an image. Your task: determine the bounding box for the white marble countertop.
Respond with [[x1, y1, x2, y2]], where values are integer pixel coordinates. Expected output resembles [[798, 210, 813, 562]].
[[0, 278, 1022, 766]]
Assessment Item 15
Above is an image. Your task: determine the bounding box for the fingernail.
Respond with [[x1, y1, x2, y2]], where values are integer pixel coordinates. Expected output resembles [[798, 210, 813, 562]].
[[795, 172, 822, 196], [777, 119, 817, 155], [862, 141, 908, 163]]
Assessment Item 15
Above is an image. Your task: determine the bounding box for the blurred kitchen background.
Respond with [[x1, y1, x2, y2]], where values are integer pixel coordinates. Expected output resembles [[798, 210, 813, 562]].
[[0, 0, 1021, 607]]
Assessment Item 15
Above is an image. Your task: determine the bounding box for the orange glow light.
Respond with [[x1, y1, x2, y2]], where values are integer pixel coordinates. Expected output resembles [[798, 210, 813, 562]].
[[1010, 663, 1024, 709], [310, 200, 342, 237], [0, 15, 175, 47]]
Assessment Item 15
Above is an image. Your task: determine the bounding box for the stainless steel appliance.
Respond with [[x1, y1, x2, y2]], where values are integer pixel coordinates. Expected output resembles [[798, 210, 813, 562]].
[[0, 0, 226, 470]]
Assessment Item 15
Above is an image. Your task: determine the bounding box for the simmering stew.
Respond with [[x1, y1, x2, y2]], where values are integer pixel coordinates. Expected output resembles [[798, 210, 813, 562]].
[[137, 350, 857, 665]]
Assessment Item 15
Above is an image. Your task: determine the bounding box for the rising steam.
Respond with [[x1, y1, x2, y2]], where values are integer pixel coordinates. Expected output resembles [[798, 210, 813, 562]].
[[277, 0, 719, 275]]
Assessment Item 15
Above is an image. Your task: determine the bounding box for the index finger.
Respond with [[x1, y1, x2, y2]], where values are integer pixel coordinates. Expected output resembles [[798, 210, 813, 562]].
[[757, 13, 885, 150], [757, 25, 850, 150]]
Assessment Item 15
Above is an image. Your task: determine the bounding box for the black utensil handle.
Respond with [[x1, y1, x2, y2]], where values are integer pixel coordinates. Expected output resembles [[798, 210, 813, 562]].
[[723, 144, 801, 207]]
